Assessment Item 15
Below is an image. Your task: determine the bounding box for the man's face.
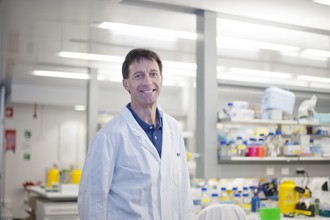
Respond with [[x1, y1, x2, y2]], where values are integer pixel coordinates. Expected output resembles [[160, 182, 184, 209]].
[[123, 58, 163, 108]]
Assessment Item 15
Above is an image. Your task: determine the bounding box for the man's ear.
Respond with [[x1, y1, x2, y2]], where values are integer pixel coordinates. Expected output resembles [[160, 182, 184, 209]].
[[122, 79, 130, 93]]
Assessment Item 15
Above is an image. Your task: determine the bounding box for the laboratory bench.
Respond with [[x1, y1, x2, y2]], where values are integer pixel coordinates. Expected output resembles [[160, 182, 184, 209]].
[[25, 185, 78, 220]]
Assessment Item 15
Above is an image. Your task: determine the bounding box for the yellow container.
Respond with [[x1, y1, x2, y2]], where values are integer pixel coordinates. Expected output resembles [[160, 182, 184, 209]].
[[279, 180, 298, 214], [47, 167, 60, 187], [71, 169, 82, 184]]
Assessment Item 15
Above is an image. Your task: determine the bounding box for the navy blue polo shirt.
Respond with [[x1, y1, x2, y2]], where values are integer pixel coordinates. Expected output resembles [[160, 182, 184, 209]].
[[126, 103, 163, 158]]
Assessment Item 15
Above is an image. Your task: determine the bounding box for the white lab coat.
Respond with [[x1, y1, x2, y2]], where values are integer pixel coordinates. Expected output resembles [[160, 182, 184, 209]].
[[78, 107, 195, 220]]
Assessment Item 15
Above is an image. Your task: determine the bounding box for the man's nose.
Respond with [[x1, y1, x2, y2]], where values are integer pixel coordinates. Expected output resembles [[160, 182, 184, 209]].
[[142, 74, 152, 85]]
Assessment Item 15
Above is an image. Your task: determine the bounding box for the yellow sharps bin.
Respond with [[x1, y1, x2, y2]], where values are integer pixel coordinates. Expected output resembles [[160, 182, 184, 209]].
[[279, 180, 299, 214]]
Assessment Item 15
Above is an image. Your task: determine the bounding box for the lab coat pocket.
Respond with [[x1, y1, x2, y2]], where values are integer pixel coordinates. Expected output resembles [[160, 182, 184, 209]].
[[173, 157, 182, 186]]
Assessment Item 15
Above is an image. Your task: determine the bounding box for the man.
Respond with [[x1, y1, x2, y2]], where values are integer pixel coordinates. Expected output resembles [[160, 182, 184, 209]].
[[78, 48, 195, 219]]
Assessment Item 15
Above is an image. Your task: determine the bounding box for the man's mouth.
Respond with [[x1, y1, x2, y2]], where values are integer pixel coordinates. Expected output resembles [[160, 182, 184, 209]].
[[141, 89, 156, 94]]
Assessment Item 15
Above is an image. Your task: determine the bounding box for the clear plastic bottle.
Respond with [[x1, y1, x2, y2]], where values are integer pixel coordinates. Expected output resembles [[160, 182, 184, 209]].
[[265, 132, 276, 157], [242, 193, 251, 214], [236, 136, 247, 157], [229, 140, 237, 157], [210, 193, 219, 205], [223, 102, 234, 118], [219, 140, 228, 158], [273, 130, 284, 156], [231, 187, 238, 200], [193, 199, 202, 215], [200, 187, 210, 208], [219, 187, 231, 204], [234, 193, 242, 207]]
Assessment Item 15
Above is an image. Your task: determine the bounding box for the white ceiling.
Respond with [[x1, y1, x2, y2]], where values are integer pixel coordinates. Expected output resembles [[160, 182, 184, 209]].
[[1, 0, 330, 103]]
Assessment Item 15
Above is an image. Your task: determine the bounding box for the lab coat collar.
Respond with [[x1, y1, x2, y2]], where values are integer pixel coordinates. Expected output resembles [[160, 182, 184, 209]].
[[121, 107, 163, 161]]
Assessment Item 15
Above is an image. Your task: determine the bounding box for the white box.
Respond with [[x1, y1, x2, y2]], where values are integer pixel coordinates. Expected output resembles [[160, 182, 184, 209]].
[[262, 87, 295, 114], [284, 144, 301, 156]]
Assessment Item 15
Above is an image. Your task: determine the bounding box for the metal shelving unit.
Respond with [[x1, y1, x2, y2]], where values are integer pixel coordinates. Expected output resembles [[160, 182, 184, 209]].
[[217, 118, 330, 164]]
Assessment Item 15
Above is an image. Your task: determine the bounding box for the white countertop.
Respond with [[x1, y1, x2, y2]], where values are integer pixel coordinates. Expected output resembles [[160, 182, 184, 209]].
[[26, 185, 78, 201]]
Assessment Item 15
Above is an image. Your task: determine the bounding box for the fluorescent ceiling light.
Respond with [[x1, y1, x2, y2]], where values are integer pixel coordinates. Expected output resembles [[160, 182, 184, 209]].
[[301, 49, 330, 58], [74, 105, 86, 111], [312, 0, 330, 5], [219, 74, 272, 83], [297, 75, 330, 83], [217, 37, 299, 53], [57, 51, 196, 72], [32, 70, 89, 80], [229, 68, 293, 79], [95, 22, 197, 40], [58, 51, 124, 62]]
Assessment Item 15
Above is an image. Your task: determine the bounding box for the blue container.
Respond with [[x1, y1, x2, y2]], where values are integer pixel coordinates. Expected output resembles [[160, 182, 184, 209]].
[[251, 196, 260, 212]]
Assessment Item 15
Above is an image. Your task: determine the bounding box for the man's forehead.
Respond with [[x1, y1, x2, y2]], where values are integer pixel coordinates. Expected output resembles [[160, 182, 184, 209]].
[[129, 59, 159, 70]]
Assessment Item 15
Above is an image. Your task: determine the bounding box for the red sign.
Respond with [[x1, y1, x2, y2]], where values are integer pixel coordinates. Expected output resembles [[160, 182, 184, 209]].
[[5, 129, 16, 152], [5, 107, 14, 118]]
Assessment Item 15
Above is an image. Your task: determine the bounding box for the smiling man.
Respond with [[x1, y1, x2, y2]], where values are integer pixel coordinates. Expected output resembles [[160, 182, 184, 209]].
[[78, 48, 195, 220]]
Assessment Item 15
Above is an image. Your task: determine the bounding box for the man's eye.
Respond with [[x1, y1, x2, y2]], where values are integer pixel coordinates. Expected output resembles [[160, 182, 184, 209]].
[[151, 72, 159, 77], [133, 74, 143, 79]]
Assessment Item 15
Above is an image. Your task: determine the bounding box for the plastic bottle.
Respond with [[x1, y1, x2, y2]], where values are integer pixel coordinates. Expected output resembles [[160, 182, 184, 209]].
[[229, 140, 237, 157], [265, 132, 276, 157], [273, 130, 284, 156], [247, 138, 257, 157], [219, 187, 230, 204], [279, 180, 299, 214], [234, 193, 242, 207], [231, 187, 238, 200], [236, 136, 247, 157], [251, 194, 260, 212], [242, 193, 251, 214], [257, 138, 265, 157], [219, 140, 228, 158], [210, 193, 219, 205], [200, 187, 210, 208], [47, 167, 60, 187], [71, 169, 82, 184], [314, 198, 320, 216], [193, 199, 202, 215], [223, 102, 234, 118]]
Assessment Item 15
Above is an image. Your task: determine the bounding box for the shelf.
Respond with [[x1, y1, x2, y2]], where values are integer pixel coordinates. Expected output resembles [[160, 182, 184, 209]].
[[218, 118, 297, 125], [218, 118, 330, 126], [218, 156, 330, 164]]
